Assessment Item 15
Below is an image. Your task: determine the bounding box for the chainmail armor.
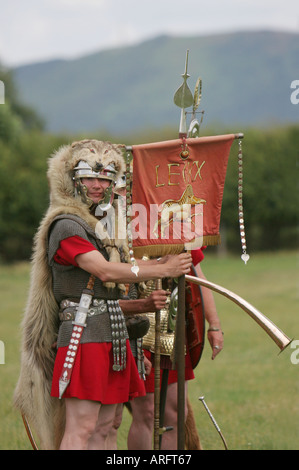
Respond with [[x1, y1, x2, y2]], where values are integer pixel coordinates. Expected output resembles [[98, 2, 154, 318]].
[[48, 214, 121, 304]]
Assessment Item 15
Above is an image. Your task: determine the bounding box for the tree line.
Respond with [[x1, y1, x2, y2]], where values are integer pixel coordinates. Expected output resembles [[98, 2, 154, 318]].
[[0, 66, 298, 262]]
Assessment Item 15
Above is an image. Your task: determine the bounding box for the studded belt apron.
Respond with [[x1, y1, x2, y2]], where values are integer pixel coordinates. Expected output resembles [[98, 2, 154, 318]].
[[58, 275, 96, 399]]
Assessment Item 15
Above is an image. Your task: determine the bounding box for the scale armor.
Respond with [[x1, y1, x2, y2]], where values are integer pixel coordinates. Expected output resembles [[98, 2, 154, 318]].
[[139, 280, 176, 356]]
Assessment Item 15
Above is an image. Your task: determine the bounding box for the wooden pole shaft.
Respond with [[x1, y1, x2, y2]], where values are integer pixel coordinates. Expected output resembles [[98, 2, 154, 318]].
[[177, 274, 186, 449], [154, 279, 162, 450]]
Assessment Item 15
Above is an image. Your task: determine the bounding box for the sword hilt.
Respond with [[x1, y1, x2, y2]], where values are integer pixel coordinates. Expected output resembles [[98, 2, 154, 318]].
[[159, 426, 174, 435]]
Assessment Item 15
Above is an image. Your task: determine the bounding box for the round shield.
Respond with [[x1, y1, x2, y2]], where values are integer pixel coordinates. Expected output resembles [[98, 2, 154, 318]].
[[185, 264, 205, 369]]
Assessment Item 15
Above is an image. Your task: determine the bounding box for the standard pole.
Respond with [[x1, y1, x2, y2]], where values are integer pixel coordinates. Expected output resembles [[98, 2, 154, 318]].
[[176, 274, 186, 449], [154, 279, 162, 450]]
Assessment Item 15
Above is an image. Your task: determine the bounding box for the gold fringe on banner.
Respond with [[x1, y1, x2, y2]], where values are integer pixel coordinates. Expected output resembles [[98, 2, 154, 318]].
[[133, 235, 221, 259]]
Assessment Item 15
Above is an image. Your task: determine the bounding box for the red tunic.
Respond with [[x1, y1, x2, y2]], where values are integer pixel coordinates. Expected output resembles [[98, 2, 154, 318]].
[[143, 349, 195, 393], [50, 236, 145, 403], [191, 246, 206, 266]]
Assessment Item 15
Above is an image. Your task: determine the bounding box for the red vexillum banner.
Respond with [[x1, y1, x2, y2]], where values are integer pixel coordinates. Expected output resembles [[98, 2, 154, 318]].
[[130, 134, 235, 259]]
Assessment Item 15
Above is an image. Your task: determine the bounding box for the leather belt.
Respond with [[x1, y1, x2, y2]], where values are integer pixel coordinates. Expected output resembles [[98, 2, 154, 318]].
[[60, 298, 108, 309], [59, 298, 108, 322]]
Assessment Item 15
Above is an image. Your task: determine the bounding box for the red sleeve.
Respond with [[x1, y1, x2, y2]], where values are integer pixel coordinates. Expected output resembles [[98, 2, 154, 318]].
[[191, 247, 207, 265], [54, 236, 96, 266]]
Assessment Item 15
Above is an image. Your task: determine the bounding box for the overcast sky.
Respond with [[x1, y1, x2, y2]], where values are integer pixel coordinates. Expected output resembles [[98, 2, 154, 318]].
[[1, 0, 298, 67]]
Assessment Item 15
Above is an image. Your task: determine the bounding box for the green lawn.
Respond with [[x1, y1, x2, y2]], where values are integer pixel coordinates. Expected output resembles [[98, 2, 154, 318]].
[[0, 251, 298, 450]]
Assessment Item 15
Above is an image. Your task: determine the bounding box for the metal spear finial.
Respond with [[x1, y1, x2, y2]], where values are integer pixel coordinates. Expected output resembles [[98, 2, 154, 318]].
[[173, 50, 194, 137]]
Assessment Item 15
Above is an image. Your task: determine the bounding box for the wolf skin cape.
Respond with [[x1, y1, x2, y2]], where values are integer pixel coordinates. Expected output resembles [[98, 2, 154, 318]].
[[13, 140, 128, 450]]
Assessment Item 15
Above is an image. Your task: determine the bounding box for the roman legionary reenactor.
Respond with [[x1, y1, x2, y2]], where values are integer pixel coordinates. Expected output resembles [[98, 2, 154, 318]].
[[13, 139, 192, 450]]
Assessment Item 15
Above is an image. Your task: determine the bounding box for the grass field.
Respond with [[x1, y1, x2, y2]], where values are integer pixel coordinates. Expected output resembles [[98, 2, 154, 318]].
[[0, 251, 298, 450]]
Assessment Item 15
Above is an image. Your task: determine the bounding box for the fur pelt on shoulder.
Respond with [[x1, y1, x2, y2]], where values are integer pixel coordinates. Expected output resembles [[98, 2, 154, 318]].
[[13, 139, 129, 450]]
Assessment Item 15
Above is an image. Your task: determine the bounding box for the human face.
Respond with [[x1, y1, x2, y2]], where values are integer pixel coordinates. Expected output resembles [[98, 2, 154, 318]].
[[81, 177, 110, 204]]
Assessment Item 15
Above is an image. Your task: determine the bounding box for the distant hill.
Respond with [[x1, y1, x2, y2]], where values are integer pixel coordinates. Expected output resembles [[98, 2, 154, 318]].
[[12, 30, 299, 134]]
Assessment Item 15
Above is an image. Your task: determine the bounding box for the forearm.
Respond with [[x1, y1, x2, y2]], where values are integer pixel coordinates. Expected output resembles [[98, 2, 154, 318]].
[[201, 286, 222, 328], [119, 298, 150, 315], [194, 262, 224, 358], [76, 250, 169, 283], [194, 263, 221, 328]]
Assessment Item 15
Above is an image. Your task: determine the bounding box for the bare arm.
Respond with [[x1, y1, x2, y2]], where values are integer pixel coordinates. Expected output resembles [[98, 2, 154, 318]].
[[194, 262, 224, 359], [75, 250, 192, 284], [119, 289, 169, 315]]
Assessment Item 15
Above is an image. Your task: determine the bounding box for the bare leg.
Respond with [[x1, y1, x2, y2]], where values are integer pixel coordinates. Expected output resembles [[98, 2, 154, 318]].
[[128, 382, 188, 450], [105, 403, 124, 450], [160, 382, 188, 450], [60, 398, 101, 450], [127, 393, 155, 450], [88, 403, 118, 450]]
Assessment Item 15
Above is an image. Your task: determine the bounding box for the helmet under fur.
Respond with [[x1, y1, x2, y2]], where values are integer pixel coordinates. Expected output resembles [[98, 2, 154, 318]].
[[48, 139, 125, 210]]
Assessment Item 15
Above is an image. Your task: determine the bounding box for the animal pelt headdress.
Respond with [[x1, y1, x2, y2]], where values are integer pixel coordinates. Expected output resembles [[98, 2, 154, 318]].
[[13, 139, 129, 449]]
